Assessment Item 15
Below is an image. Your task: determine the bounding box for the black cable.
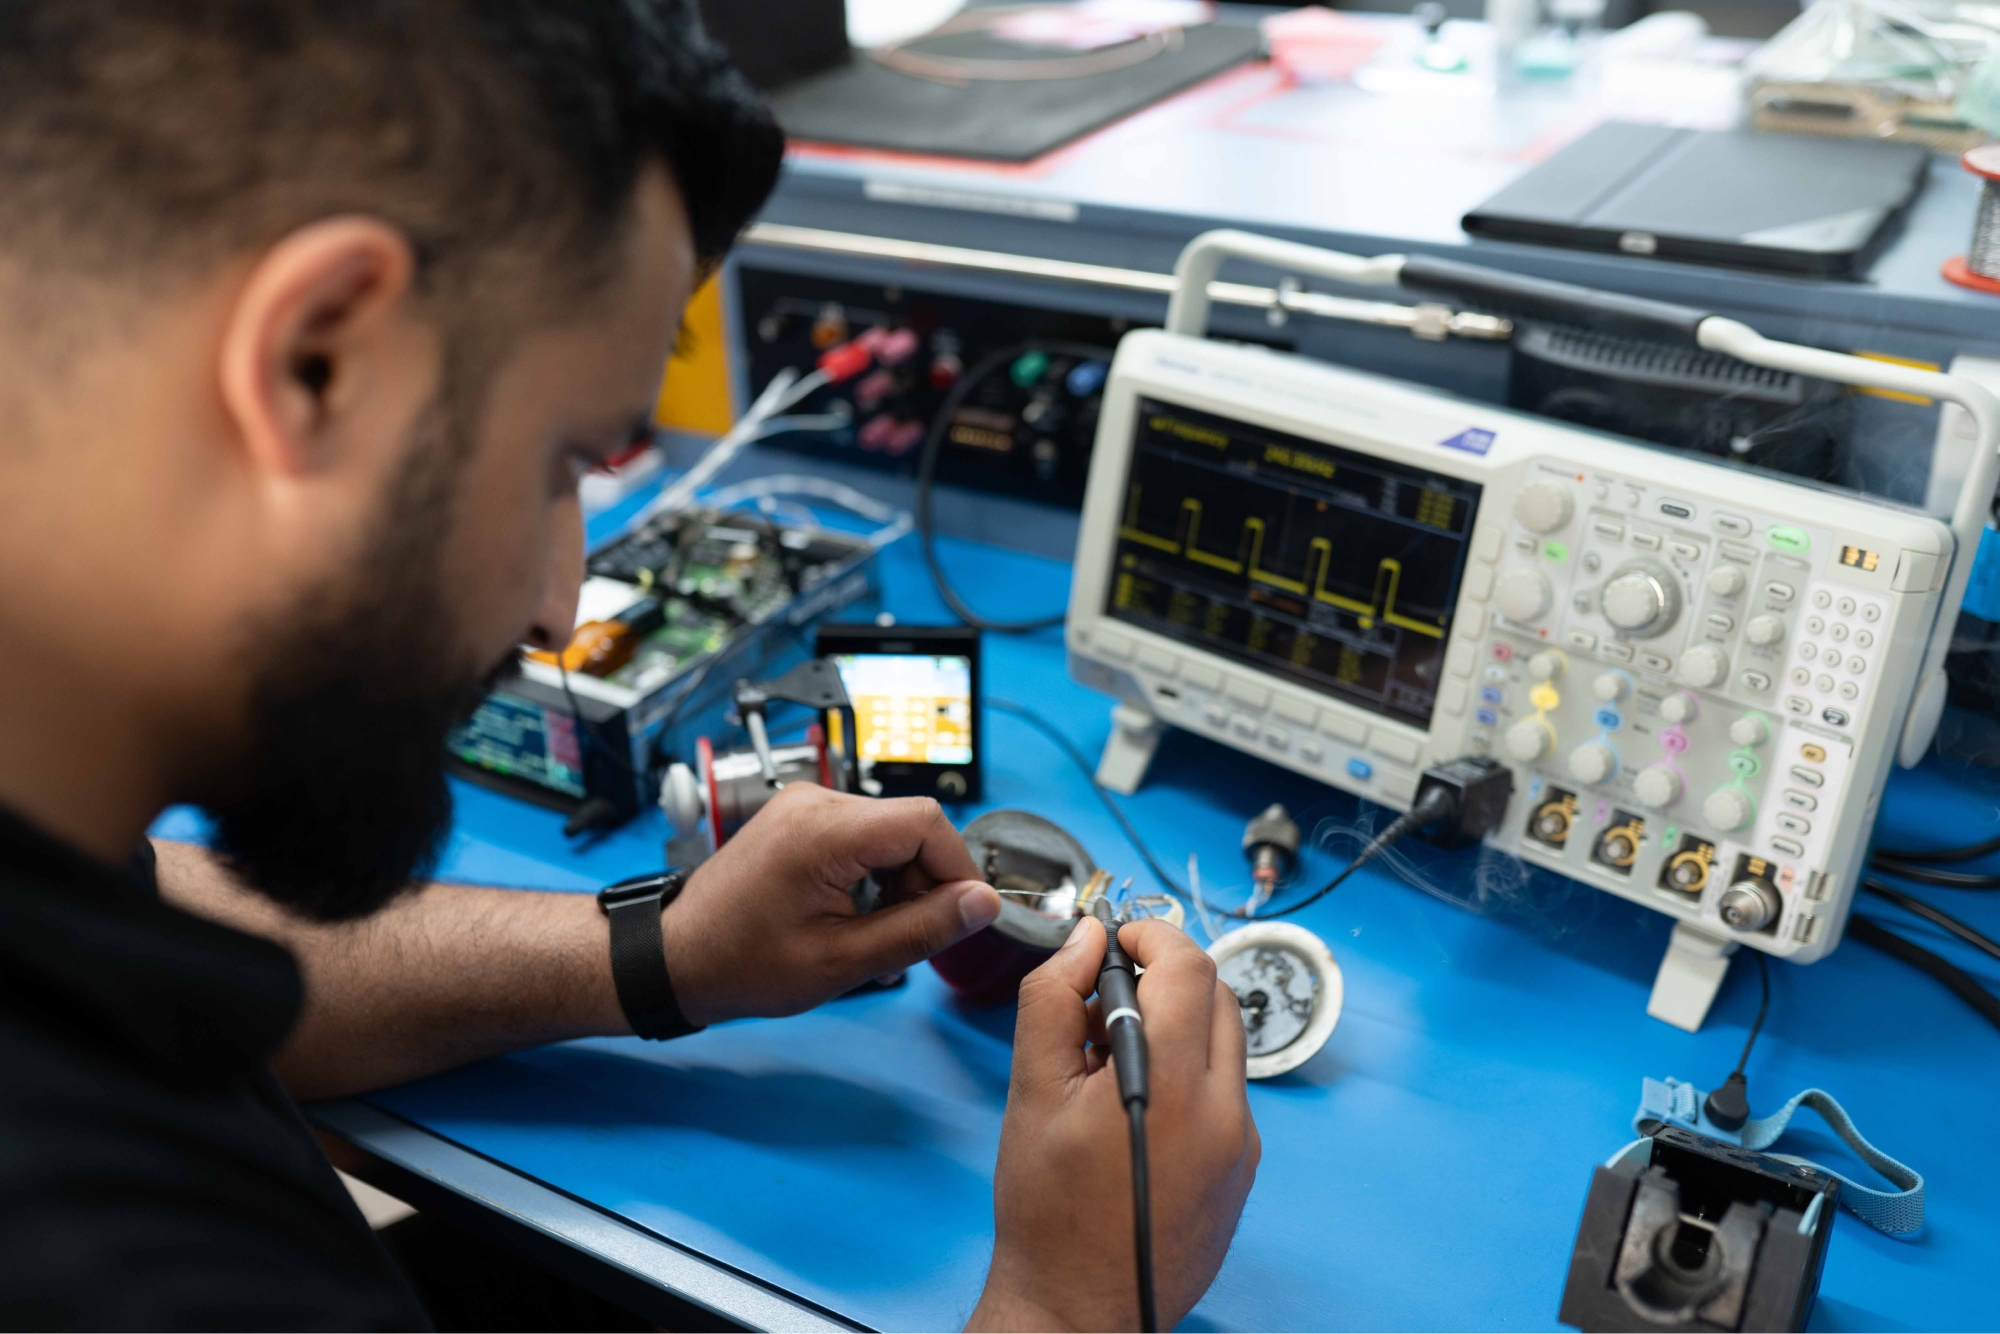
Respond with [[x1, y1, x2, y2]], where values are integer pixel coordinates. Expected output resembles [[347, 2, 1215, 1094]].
[[1249, 785, 1457, 921], [916, 340, 1115, 634], [1869, 860, 2000, 890], [1702, 949, 1770, 1131], [985, 698, 1187, 896], [1733, 950, 1771, 1077], [1848, 913, 2000, 1033], [1863, 878, 2000, 965], [1872, 831, 2000, 864], [1128, 1101, 1157, 1334]]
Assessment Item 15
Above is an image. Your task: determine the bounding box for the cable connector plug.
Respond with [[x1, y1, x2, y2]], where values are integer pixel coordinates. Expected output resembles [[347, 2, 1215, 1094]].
[[1409, 756, 1514, 850], [1242, 803, 1302, 896]]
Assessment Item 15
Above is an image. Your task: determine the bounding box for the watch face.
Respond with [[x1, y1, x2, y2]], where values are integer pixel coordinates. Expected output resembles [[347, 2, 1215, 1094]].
[[599, 871, 679, 910]]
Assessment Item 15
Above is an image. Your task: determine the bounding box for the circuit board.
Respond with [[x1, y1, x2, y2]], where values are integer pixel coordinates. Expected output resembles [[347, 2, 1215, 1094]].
[[447, 504, 879, 828]]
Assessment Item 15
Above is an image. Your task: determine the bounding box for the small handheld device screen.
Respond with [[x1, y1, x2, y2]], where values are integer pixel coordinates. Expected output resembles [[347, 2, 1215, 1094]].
[[816, 624, 982, 801]]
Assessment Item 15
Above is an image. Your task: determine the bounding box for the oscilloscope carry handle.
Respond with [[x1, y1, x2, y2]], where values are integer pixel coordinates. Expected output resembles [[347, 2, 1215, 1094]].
[[1164, 228, 2000, 766]]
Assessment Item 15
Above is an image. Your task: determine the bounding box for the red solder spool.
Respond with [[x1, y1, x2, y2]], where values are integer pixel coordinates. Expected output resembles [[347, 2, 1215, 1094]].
[[1942, 145, 2000, 295]]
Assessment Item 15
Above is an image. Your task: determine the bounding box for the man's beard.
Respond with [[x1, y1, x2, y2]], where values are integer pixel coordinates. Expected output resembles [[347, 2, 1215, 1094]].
[[205, 404, 519, 922]]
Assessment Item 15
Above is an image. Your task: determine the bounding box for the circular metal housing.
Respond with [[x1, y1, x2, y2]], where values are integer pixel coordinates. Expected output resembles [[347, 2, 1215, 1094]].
[[1209, 922, 1343, 1079], [1719, 879, 1779, 932]]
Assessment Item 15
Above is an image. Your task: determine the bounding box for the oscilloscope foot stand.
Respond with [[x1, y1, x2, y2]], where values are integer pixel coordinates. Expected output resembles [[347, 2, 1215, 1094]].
[[1097, 703, 1163, 795], [1647, 923, 1739, 1033]]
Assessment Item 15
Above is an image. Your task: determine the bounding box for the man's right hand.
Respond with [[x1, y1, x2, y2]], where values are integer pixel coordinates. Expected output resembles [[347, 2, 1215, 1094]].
[[969, 917, 1260, 1332]]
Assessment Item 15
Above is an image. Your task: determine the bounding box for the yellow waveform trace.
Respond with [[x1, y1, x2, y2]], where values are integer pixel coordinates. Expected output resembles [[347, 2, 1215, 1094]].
[[1117, 488, 1446, 639]]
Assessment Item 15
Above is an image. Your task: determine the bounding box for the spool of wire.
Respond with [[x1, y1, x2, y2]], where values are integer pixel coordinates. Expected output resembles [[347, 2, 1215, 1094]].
[[1941, 145, 2000, 295]]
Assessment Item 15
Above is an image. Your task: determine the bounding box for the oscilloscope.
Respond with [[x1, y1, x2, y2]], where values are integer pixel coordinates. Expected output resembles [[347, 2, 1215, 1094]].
[[1067, 231, 2000, 1029]]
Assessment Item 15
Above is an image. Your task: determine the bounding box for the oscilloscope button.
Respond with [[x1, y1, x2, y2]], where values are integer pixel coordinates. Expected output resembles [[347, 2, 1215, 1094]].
[[1514, 482, 1574, 534]]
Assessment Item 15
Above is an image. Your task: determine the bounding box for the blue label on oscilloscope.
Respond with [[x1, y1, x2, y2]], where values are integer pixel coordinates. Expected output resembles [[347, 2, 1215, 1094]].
[[1439, 428, 1496, 456]]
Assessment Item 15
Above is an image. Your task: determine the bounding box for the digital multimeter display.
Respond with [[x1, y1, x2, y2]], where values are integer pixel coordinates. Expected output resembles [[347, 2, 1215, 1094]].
[[835, 654, 975, 765], [1105, 397, 1482, 728]]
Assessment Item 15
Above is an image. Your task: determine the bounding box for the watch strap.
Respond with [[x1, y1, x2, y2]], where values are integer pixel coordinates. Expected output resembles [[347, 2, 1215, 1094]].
[[599, 870, 702, 1041]]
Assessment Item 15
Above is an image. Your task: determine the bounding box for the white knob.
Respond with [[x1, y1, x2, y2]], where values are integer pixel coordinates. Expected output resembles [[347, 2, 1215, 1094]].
[[1495, 567, 1553, 623], [1633, 764, 1683, 809], [1745, 614, 1786, 647], [1514, 482, 1574, 534], [1729, 714, 1768, 747], [1680, 646, 1728, 689], [1659, 692, 1698, 725], [1706, 565, 1746, 597], [1592, 671, 1629, 703], [1528, 650, 1565, 682], [1704, 787, 1755, 831], [1567, 741, 1617, 784], [1601, 563, 1680, 636], [1504, 717, 1554, 762]]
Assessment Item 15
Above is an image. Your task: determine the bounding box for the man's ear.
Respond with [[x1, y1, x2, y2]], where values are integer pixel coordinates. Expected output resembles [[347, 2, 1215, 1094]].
[[216, 217, 420, 480]]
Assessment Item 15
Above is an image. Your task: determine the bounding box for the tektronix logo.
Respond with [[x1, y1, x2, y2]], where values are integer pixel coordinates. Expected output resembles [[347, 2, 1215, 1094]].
[[1439, 428, 1496, 456]]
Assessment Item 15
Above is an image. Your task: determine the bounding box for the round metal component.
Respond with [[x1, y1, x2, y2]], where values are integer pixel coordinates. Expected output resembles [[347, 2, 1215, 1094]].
[[1679, 646, 1728, 690], [1528, 650, 1565, 682], [1745, 614, 1786, 647], [1634, 764, 1683, 809], [1719, 879, 1780, 932], [959, 810, 1097, 951], [1567, 740, 1618, 785], [1592, 671, 1629, 702], [1514, 481, 1574, 534], [1728, 714, 1769, 748], [1209, 922, 1343, 1079], [1703, 787, 1755, 832], [1659, 692, 1698, 726], [1601, 561, 1682, 637], [1504, 716, 1554, 762], [1495, 567, 1554, 623], [1706, 564, 1746, 597], [1530, 797, 1574, 845], [1665, 850, 1711, 894]]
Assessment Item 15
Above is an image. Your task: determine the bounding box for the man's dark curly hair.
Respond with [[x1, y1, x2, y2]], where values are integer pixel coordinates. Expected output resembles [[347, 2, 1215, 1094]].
[[0, 0, 783, 310]]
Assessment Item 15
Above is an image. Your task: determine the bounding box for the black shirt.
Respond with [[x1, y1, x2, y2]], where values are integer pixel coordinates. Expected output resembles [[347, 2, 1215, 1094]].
[[0, 806, 430, 1330]]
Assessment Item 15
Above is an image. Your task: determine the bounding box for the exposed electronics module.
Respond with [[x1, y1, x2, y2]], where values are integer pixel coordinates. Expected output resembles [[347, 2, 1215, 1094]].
[[1067, 231, 2000, 1029], [448, 505, 878, 832]]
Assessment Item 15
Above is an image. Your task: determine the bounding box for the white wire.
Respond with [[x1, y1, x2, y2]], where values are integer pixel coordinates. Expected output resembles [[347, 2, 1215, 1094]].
[[638, 367, 829, 522], [699, 473, 915, 550]]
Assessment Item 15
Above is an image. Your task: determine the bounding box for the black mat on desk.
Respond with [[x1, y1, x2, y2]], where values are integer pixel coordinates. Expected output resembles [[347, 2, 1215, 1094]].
[[1463, 122, 1929, 279], [768, 22, 1263, 162]]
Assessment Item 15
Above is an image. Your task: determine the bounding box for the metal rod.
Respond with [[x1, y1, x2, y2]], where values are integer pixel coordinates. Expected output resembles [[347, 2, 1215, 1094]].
[[741, 222, 1511, 341]]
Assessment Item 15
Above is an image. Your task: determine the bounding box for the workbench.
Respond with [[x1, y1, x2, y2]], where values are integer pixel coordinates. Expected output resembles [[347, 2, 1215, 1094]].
[[313, 526, 2000, 1333], [304, 14, 2000, 1326]]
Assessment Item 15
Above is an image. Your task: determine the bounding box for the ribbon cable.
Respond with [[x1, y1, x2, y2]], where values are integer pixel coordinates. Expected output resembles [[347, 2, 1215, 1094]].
[[1633, 1076, 1925, 1236]]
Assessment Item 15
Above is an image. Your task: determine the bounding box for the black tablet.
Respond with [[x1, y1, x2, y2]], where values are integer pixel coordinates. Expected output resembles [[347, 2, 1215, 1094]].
[[816, 624, 982, 803]]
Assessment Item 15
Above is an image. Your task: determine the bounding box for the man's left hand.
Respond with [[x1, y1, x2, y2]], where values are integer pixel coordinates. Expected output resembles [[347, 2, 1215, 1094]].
[[659, 784, 1001, 1027]]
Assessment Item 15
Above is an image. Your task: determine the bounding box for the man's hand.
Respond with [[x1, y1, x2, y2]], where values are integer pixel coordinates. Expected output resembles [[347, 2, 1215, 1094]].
[[970, 917, 1260, 1332], [660, 783, 1002, 1027]]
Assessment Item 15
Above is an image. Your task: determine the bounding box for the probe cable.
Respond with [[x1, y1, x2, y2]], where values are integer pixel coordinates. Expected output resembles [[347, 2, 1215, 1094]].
[[1847, 913, 2000, 1032], [917, 340, 1115, 634], [1090, 897, 1158, 1334]]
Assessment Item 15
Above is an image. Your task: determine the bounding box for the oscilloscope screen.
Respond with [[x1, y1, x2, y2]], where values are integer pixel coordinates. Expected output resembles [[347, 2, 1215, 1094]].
[[1106, 398, 1483, 729]]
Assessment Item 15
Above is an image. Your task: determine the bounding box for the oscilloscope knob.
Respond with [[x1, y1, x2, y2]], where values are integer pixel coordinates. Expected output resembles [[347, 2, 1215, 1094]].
[[1504, 717, 1554, 763], [1495, 567, 1553, 623], [1706, 565, 1746, 597], [1514, 482, 1574, 534], [1679, 646, 1729, 690], [1600, 561, 1682, 638], [1567, 741, 1617, 785], [1633, 764, 1683, 810], [1745, 614, 1787, 648], [1704, 787, 1755, 832]]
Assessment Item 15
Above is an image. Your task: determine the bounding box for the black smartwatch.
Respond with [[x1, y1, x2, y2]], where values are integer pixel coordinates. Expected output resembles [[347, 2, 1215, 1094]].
[[597, 869, 703, 1041]]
